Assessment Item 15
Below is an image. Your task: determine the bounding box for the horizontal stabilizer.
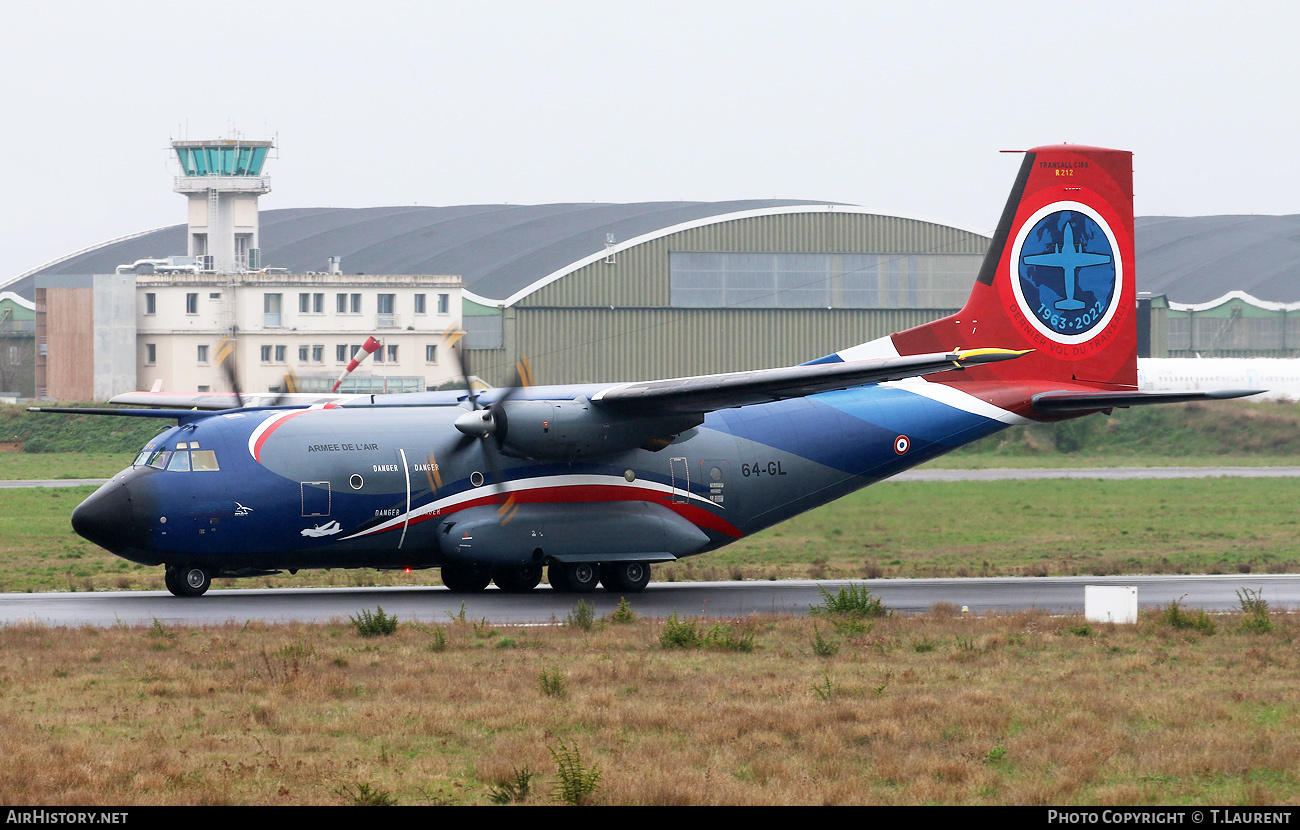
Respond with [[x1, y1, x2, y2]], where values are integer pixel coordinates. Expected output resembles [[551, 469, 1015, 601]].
[[1031, 388, 1261, 413], [593, 348, 1029, 414]]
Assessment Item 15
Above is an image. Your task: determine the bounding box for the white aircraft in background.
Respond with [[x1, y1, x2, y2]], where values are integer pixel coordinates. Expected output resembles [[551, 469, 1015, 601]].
[[1137, 358, 1300, 401]]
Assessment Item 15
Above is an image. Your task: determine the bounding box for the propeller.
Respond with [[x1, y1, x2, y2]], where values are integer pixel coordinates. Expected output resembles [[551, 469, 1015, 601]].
[[442, 325, 533, 525], [214, 326, 305, 408]]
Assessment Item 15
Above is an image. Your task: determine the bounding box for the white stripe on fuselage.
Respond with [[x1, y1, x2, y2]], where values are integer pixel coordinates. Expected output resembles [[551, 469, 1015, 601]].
[[885, 377, 1033, 425], [340, 472, 718, 541], [834, 335, 1031, 425]]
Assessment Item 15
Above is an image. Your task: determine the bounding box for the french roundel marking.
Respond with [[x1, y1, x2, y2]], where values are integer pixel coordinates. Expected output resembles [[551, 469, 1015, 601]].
[[894, 435, 910, 455], [1009, 200, 1123, 346]]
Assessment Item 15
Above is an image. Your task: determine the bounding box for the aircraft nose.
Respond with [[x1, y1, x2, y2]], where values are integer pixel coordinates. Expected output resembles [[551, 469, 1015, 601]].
[[72, 479, 140, 555]]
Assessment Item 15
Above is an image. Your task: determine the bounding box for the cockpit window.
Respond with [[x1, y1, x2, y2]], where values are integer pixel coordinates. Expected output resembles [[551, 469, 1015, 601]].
[[137, 442, 220, 472]]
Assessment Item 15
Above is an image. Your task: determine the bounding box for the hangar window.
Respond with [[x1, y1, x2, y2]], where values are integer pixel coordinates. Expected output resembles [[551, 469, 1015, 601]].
[[669, 252, 980, 309], [462, 314, 503, 349]]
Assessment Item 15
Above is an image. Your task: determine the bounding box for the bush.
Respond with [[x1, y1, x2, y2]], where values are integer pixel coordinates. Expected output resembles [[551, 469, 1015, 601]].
[[810, 583, 890, 618], [565, 600, 596, 631], [660, 613, 701, 649], [488, 767, 536, 805], [335, 781, 397, 806], [659, 614, 755, 651], [609, 597, 637, 624], [705, 622, 755, 652], [539, 667, 567, 698], [350, 606, 399, 637], [550, 739, 602, 805], [811, 625, 839, 657], [428, 626, 448, 651], [1157, 599, 1216, 634], [1237, 587, 1274, 633]]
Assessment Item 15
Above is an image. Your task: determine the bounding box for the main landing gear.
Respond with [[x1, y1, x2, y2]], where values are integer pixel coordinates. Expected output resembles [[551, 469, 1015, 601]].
[[435, 561, 653, 594], [164, 564, 212, 597], [549, 561, 651, 594]]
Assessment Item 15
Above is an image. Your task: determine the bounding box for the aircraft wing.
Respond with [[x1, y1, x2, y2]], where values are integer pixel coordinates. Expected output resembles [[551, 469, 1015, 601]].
[[1031, 388, 1261, 413], [108, 391, 363, 409], [590, 348, 1028, 414]]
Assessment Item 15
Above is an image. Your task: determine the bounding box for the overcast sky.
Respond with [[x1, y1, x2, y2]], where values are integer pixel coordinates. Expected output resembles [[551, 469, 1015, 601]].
[[2, 0, 1297, 284]]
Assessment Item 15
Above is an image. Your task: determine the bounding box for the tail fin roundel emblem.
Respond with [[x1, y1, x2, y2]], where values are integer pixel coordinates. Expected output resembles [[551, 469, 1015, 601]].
[[1010, 201, 1122, 345]]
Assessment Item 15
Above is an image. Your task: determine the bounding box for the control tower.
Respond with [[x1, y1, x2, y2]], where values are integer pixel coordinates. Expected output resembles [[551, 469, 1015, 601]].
[[172, 138, 273, 273]]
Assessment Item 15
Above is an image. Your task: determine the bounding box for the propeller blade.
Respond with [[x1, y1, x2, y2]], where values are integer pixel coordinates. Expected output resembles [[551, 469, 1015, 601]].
[[439, 321, 482, 410], [424, 450, 442, 494], [497, 492, 519, 526], [271, 369, 298, 406], [214, 330, 245, 408]]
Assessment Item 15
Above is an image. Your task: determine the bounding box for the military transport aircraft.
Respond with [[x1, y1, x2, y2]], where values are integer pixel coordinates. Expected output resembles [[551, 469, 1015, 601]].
[[38, 145, 1255, 597]]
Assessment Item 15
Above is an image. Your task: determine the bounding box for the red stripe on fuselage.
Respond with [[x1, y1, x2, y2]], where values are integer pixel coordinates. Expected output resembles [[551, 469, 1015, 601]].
[[251, 403, 342, 463], [354, 483, 743, 540]]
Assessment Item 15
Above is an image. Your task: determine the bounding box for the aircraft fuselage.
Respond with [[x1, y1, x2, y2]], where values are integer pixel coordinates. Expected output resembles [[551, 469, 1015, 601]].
[[73, 380, 1011, 575]]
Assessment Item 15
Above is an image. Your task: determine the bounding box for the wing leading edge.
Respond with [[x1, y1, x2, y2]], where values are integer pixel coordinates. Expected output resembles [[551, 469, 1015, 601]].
[[590, 348, 1030, 414]]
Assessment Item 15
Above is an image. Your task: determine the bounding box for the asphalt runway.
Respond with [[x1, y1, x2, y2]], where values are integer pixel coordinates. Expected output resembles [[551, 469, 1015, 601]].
[[2, 574, 1297, 628]]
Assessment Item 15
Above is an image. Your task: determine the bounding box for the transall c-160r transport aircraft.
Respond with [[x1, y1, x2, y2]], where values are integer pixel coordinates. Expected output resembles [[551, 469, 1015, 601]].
[[41, 145, 1255, 597]]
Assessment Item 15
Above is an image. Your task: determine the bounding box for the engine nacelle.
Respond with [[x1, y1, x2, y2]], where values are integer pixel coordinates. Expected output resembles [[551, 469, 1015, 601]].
[[496, 399, 702, 460]]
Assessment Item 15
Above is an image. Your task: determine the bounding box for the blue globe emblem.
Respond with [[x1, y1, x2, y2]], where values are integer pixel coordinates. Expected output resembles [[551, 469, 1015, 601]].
[[1017, 210, 1117, 338]]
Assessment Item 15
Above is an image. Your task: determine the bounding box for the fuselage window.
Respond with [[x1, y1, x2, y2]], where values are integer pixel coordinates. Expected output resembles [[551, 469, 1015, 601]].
[[133, 450, 151, 467], [191, 450, 220, 471], [146, 450, 172, 469]]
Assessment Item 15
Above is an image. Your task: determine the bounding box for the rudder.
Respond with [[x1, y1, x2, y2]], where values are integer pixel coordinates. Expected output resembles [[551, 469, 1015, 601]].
[[893, 144, 1136, 389]]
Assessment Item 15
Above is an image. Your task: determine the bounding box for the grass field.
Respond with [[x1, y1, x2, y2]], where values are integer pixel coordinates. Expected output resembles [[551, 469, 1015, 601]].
[[2, 476, 1298, 594], [1, 601, 1296, 806], [4, 403, 1299, 807]]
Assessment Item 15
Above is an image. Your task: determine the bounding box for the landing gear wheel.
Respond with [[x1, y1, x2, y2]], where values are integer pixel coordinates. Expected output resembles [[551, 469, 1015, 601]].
[[601, 561, 651, 593], [172, 565, 211, 597], [493, 564, 542, 593], [551, 561, 599, 593], [547, 562, 570, 592], [441, 564, 491, 593]]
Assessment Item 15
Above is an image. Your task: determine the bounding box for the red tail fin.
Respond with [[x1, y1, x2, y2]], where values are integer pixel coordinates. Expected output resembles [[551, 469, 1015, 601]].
[[893, 144, 1136, 389]]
